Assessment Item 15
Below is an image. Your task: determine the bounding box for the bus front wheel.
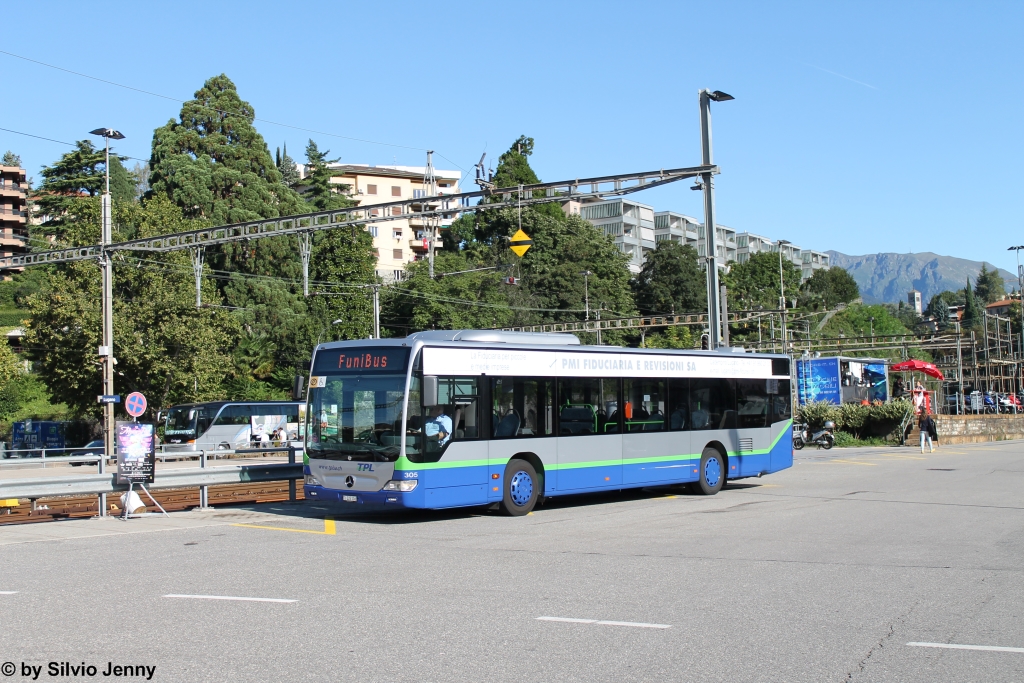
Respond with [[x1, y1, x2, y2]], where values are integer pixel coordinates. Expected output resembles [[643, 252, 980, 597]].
[[693, 447, 726, 496], [501, 459, 539, 516]]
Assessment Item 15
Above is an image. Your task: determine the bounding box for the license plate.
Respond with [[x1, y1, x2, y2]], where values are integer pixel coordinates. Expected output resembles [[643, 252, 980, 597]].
[[342, 495, 357, 502]]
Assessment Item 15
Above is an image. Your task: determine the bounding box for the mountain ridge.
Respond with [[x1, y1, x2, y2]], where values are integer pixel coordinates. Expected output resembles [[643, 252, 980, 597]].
[[826, 251, 1015, 305]]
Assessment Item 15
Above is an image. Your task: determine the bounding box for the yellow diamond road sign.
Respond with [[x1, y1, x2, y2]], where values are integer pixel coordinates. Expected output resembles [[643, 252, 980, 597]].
[[509, 229, 533, 257]]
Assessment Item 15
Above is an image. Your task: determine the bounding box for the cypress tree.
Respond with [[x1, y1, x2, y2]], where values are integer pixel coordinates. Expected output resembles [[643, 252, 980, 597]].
[[962, 277, 982, 329]]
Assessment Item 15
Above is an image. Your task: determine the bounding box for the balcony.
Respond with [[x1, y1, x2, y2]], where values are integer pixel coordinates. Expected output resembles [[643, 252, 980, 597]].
[[409, 236, 443, 253], [0, 185, 26, 198], [0, 208, 26, 224]]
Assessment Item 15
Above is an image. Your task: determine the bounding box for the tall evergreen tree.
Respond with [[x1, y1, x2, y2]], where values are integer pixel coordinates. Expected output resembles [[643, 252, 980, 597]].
[[973, 264, 1005, 304], [148, 74, 304, 224], [301, 140, 352, 211], [35, 140, 134, 243], [2, 151, 21, 166], [276, 143, 301, 187], [962, 277, 982, 329]]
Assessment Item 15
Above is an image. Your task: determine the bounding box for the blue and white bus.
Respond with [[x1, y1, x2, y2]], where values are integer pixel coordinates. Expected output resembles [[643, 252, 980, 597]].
[[303, 330, 793, 516]]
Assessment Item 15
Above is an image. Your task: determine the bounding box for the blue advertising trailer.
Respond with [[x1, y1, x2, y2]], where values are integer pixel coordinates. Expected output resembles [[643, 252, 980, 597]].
[[796, 356, 889, 406]]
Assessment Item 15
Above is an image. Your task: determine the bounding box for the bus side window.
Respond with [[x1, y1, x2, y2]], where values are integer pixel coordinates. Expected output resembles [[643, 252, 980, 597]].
[[558, 378, 619, 435], [770, 379, 792, 423], [623, 379, 665, 432], [490, 377, 553, 439], [735, 380, 768, 429]]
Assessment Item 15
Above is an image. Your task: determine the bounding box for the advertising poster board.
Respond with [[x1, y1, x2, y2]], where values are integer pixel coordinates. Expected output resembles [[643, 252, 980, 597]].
[[796, 358, 842, 405], [116, 422, 156, 484]]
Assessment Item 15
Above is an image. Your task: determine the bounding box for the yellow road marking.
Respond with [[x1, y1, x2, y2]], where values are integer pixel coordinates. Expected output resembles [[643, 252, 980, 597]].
[[232, 517, 336, 535], [662, 495, 678, 499], [757, 484, 781, 488], [880, 454, 926, 460], [826, 459, 878, 466]]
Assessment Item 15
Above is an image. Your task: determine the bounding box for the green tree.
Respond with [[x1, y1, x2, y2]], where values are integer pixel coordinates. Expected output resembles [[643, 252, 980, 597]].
[[962, 278, 982, 329], [301, 140, 353, 211], [723, 251, 801, 311], [35, 140, 133, 241], [802, 266, 859, 310], [2, 151, 21, 166], [276, 143, 301, 187], [148, 74, 305, 224], [24, 195, 239, 418], [642, 325, 695, 349], [383, 250, 520, 333], [632, 241, 706, 315], [821, 303, 910, 338], [974, 264, 1005, 305], [926, 289, 963, 320]]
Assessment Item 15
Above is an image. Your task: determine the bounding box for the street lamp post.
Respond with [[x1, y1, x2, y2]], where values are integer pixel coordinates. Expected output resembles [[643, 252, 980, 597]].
[[777, 239, 790, 350], [1009, 246, 1024, 397], [89, 127, 124, 518], [698, 89, 734, 349], [869, 316, 875, 341]]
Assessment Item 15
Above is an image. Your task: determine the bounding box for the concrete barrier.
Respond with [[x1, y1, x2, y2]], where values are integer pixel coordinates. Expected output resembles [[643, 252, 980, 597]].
[[934, 415, 1024, 444]]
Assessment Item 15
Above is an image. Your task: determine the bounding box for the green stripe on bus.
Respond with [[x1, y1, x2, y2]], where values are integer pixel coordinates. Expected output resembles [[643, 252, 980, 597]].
[[393, 421, 792, 472]]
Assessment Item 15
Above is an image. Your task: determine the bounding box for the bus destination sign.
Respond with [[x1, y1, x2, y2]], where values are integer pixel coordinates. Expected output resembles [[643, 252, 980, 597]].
[[312, 348, 409, 374]]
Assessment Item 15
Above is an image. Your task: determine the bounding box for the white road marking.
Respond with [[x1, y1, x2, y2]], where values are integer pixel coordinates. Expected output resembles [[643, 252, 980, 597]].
[[908, 642, 1024, 654], [0, 591, 18, 594], [163, 594, 296, 603], [537, 616, 671, 629]]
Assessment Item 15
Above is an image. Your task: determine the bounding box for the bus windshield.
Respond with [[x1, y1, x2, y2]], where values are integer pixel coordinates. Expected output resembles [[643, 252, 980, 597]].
[[306, 374, 406, 462], [165, 406, 200, 438]]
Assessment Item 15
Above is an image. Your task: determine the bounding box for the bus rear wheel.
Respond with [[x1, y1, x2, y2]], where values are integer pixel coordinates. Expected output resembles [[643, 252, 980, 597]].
[[501, 459, 539, 516], [693, 447, 726, 496]]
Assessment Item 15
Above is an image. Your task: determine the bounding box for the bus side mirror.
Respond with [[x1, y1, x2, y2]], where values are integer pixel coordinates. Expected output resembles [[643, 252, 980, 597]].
[[423, 376, 439, 407], [156, 411, 163, 423], [188, 410, 196, 421]]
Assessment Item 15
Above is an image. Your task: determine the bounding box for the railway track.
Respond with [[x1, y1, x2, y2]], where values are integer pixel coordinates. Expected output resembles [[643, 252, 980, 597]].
[[0, 482, 305, 525]]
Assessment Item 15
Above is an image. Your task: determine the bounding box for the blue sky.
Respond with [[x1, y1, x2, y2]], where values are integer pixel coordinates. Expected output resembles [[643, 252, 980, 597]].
[[3, 1, 1021, 271]]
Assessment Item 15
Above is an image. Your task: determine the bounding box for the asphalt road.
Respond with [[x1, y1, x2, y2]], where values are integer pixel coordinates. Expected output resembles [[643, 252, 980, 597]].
[[1, 440, 1022, 682]]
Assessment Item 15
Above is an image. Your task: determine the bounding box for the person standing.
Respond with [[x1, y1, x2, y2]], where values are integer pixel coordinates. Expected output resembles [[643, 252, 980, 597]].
[[919, 412, 937, 453]]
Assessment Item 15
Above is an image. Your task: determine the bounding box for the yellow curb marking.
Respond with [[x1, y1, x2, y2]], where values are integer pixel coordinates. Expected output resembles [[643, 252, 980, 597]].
[[232, 517, 335, 535]]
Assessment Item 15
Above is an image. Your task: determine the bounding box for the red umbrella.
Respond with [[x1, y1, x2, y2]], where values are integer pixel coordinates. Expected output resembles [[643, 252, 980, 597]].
[[891, 359, 945, 381]]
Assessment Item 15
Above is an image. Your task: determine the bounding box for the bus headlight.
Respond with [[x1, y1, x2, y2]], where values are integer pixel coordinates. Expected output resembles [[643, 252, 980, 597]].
[[304, 475, 320, 486], [382, 480, 418, 492]]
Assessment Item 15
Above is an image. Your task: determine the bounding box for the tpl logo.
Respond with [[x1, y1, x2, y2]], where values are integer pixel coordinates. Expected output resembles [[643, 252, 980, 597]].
[[357, 463, 375, 472]]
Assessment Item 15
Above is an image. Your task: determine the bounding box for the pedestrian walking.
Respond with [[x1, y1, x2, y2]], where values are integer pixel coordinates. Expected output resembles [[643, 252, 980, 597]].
[[919, 412, 937, 453]]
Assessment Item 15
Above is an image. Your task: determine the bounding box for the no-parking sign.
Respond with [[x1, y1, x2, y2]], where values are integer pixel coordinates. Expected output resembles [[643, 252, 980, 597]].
[[125, 392, 147, 418]]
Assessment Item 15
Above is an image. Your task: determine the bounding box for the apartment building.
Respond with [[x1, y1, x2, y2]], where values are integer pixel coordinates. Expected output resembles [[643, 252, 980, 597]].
[[0, 164, 28, 272], [577, 198, 657, 273], [653, 211, 700, 248], [799, 249, 830, 280], [301, 163, 461, 282]]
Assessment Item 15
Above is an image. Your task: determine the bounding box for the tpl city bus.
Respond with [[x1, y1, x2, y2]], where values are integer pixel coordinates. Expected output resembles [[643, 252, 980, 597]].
[[303, 330, 793, 516]]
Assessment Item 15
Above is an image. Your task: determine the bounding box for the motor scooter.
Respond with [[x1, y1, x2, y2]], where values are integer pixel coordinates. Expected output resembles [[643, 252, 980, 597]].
[[793, 421, 835, 450]]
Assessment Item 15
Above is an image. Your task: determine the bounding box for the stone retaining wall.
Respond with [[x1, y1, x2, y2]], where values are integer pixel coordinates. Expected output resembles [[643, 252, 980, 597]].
[[933, 415, 1024, 444]]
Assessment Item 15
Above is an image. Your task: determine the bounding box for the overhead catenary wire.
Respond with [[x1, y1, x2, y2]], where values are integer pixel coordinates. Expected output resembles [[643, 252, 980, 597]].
[[0, 49, 470, 173]]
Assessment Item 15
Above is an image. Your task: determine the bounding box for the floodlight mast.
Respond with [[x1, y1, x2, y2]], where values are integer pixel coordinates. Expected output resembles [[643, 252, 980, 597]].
[[89, 127, 124, 517], [699, 89, 733, 348]]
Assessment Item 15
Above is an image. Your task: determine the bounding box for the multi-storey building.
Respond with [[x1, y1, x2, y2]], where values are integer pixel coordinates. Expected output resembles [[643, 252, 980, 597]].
[[0, 164, 28, 271], [301, 163, 461, 282], [576, 198, 656, 273], [653, 211, 700, 248], [799, 249, 830, 280]]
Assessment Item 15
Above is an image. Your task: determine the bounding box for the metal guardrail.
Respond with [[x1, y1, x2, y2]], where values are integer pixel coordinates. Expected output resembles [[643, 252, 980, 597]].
[[0, 447, 302, 515]]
